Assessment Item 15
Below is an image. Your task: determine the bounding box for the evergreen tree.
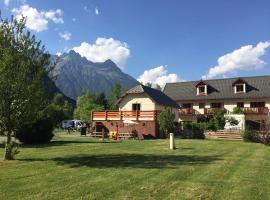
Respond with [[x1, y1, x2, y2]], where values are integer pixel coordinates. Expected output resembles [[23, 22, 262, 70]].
[[108, 83, 123, 110], [158, 108, 175, 137]]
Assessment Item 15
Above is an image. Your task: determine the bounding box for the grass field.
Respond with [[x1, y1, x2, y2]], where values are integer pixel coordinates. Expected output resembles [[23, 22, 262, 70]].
[[1, 136, 270, 200]]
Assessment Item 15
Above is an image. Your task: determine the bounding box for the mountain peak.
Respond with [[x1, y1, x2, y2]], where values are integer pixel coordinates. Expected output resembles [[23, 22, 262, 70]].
[[104, 59, 114, 64], [68, 50, 81, 58], [54, 53, 138, 100]]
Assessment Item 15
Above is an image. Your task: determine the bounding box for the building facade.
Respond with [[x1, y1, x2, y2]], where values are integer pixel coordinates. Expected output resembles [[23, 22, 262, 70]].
[[163, 76, 270, 130], [92, 84, 179, 138]]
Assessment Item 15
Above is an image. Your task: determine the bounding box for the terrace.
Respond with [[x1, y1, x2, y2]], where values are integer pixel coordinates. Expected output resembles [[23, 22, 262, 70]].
[[179, 108, 200, 115], [240, 107, 269, 115], [91, 110, 159, 121]]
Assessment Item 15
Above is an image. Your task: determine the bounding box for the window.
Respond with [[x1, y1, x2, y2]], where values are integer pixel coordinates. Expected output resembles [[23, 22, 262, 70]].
[[132, 103, 141, 111], [237, 102, 244, 108], [197, 85, 207, 95], [196, 81, 208, 95], [250, 102, 265, 108], [199, 103, 205, 109], [211, 103, 223, 108], [198, 86, 205, 93], [182, 103, 192, 108], [236, 84, 244, 93]]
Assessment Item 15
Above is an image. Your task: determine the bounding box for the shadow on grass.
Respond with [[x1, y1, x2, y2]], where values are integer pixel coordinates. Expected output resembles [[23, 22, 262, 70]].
[[55, 154, 221, 168], [20, 140, 117, 148], [20, 154, 221, 169]]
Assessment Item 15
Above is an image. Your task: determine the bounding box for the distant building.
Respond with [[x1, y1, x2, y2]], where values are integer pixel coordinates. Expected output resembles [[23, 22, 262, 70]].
[[92, 84, 179, 138], [92, 76, 270, 138], [163, 76, 270, 130]]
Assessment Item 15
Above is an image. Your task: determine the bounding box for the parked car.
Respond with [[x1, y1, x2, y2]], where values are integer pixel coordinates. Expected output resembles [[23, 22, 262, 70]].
[[62, 120, 83, 130]]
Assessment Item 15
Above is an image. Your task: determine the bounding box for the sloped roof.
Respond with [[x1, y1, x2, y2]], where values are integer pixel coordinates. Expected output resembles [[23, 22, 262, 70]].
[[120, 84, 180, 108], [163, 76, 270, 101]]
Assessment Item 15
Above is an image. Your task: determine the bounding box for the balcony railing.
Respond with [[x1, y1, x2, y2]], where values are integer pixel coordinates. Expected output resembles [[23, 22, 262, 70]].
[[91, 110, 159, 121], [179, 108, 199, 115], [204, 108, 228, 115], [240, 107, 269, 114]]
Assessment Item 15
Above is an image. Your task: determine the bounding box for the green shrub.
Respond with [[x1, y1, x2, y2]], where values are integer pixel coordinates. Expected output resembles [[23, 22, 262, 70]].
[[16, 118, 54, 144], [232, 107, 244, 114], [158, 108, 175, 138], [242, 128, 259, 143], [183, 123, 205, 139], [260, 132, 270, 145]]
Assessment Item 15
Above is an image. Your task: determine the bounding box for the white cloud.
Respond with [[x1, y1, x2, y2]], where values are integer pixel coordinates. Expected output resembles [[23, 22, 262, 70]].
[[59, 31, 71, 41], [4, 0, 10, 6], [73, 37, 130, 69], [95, 7, 99, 15], [203, 41, 270, 79], [56, 52, 62, 56], [12, 4, 64, 32], [137, 66, 180, 88], [42, 9, 63, 24]]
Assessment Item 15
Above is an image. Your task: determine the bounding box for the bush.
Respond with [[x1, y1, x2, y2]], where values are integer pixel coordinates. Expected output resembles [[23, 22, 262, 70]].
[[261, 133, 270, 145], [232, 107, 244, 114], [16, 118, 54, 144], [242, 128, 260, 143], [158, 108, 175, 138], [182, 123, 205, 139]]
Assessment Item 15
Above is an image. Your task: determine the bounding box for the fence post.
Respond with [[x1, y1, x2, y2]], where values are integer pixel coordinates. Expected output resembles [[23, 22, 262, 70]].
[[105, 111, 108, 120], [170, 133, 176, 150], [102, 128, 105, 141]]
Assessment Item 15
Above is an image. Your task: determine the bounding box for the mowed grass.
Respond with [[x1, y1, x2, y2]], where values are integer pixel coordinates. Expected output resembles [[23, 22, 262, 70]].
[[1, 136, 270, 200]]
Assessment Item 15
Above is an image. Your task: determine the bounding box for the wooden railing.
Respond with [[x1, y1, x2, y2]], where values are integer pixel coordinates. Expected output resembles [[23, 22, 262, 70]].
[[179, 108, 199, 115], [204, 108, 228, 115], [91, 110, 159, 121], [240, 107, 269, 114]]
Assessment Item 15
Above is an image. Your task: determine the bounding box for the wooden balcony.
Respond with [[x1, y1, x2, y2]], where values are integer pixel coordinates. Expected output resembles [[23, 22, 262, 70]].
[[179, 108, 199, 115], [204, 108, 228, 115], [91, 110, 159, 121], [240, 107, 269, 115]]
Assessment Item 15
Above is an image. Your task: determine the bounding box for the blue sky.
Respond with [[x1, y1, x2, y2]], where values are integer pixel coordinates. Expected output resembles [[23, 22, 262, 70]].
[[1, 0, 270, 86]]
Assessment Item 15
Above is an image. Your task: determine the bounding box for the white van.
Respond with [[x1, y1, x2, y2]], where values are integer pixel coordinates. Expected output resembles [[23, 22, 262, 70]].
[[62, 120, 83, 130]]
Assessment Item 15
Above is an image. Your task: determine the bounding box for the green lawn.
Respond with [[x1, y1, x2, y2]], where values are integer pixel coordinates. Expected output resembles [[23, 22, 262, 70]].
[[1, 136, 270, 200]]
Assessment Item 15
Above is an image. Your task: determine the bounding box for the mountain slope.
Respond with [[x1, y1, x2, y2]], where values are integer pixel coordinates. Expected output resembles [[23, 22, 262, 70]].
[[53, 51, 138, 100]]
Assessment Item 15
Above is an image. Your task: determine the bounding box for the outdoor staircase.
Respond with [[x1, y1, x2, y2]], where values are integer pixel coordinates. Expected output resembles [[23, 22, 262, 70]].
[[204, 130, 243, 141]]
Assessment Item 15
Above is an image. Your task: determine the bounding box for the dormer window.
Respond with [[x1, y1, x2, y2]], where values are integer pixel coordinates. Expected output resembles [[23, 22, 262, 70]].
[[232, 78, 247, 94], [236, 84, 244, 93], [196, 81, 207, 95]]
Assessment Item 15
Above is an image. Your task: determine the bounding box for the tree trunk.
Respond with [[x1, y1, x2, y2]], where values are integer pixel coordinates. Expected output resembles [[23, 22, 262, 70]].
[[4, 130, 12, 160]]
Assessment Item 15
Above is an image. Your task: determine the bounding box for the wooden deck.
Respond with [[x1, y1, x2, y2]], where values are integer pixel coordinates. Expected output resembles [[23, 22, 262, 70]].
[[205, 130, 243, 140], [92, 110, 159, 121], [240, 107, 269, 114]]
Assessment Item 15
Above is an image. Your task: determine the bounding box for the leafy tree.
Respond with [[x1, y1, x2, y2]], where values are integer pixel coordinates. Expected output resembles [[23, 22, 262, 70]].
[[158, 108, 175, 137], [40, 93, 73, 127], [53, 93, 66, 107], [208, 109, 239, 131], [93, 92, 108, 109], [0, 16, 52, 160], [108, 83, 123, 110], [208, 109, 226, 131], [155, 84, 162, 91], [74, 91, 104, 122]]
